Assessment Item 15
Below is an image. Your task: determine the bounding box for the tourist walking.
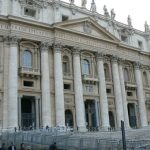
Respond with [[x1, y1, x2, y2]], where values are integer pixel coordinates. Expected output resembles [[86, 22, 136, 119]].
[[0, 143, 7, 150], [8, 142, 17, 150], [49, 142, 57, 150]]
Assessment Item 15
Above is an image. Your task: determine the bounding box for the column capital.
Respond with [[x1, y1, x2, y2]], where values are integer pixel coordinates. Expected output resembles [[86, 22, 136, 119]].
[[96, 52, 105, 61], [72, 47, 81, 56], [134, 61, 142, 69], [53, 43, 62, 53], [111, 55, 119, 63], [118, 58, 125, 65], [40, 42, 50, 52], [4, 36, 19, 45]]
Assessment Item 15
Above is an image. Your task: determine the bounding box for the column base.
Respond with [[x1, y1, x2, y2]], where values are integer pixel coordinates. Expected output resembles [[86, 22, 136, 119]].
[[101, 126, 110, 131], [77, 126, 87, 132]]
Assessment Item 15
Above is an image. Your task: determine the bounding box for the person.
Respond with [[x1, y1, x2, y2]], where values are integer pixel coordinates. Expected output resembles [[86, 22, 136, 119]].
[[0, 143, 7, 150], [49, 142, 57, 150], [8, 142, 16, 150], [19, 143, 25, 150]]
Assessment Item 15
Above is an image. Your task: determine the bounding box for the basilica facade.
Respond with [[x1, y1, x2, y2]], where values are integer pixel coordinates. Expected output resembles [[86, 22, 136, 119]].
[[0, 0, 150, 132]]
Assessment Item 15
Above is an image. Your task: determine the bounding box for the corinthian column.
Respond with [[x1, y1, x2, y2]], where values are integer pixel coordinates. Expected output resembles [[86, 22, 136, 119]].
[[73, 48, 86, 132], [41, 42, 51, 127], [134, 62, 148, 127], [118, 59, 130, 128], [111, 56, 124, 128], [54, 43, 65, 126], [97, 53, 109, 130], [8, 36, 19, 129]]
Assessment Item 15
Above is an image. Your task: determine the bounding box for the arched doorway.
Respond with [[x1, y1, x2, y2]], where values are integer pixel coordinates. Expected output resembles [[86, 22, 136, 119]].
[[65, 110, 73, 127], [128, 103, 137, 128], [109, 111, 115, 128]]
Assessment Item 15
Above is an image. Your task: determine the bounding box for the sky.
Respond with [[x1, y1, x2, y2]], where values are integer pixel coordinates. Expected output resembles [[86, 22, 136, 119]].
[[62, 0, 149, 31]]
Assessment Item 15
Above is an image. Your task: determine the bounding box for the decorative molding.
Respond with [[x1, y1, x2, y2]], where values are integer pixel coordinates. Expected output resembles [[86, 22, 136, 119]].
[[72, 47, 81, 55], [96, 52, 105, 61], [4, 36, 19, 45], [53, 43, 62, 53], [111, 55, 119, 63], [133, 61, 142, 69], [40, 42, 50, 52]]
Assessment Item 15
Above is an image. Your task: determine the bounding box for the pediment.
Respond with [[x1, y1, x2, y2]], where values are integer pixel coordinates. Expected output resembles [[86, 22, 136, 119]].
[[54, 17, 120, 43]]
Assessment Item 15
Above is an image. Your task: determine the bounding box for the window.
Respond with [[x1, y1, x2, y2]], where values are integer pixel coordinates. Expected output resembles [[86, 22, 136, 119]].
[[86, 85, 94, 93], [62, 15, 69, 21], [104, 63, 110, 80], [121, 35, 128, 42], [64, 84, 71, 90], [143, 71, 148, 86], [23, 81, 34, 87], [124, 68, 129, 82], [24, 7, 36, 17], [138, 41, 143, 49], [127, 91, 133, 96], [63, 56, 70, 74], [106, 89, 111, 94], [82, 59, 90, 75], [23, 50, 32, 68]]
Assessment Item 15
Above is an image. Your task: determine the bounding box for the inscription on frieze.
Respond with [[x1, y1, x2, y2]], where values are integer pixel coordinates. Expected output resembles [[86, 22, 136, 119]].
[[0, 22, 52, 38], [55, 31, 116, 50]]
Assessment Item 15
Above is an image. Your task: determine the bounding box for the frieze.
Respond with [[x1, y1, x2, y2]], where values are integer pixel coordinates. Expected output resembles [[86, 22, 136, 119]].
[[55, 31, 116, 50], [0, 22, 52, 38]]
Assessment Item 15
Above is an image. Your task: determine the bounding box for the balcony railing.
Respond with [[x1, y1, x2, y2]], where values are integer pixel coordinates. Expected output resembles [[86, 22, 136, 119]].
[[19, 67, 40, 77]]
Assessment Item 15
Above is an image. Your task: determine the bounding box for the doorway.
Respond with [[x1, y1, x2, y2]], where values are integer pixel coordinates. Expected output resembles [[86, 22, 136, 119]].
[[128, 103, 137, 128], [85, 100, 96, 128], [109, 111, 115, 128], [65, 109, 73, 127], [21, 96, 36, 130]]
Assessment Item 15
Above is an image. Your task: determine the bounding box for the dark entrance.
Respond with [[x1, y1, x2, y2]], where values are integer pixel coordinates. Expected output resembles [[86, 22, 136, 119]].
[[21, 96, 36, 130], [65, 109, 73, 127], [85, 100, 96, 128], [128, 103, 137, 128], [109, 111, 115, 128]]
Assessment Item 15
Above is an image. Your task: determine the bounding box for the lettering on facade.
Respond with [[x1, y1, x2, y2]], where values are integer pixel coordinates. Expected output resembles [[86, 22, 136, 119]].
[[0, 22, 52, 38], [55, 31, 116, 50]]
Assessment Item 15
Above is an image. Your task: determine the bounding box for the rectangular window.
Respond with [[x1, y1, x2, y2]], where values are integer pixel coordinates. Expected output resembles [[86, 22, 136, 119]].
[[62, 15, 69, 21], [138, 41, 143, 49], [24, 7, 36, 17], [23, 81, 34, 87], [106, 89, 111, 94], [127, 91, 133, 96], [121, 36, 128, 42], [64, 84, 71, 90]]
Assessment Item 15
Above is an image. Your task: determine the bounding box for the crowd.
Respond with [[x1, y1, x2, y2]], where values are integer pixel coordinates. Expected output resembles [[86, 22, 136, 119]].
[[0, 142, 58, 150]]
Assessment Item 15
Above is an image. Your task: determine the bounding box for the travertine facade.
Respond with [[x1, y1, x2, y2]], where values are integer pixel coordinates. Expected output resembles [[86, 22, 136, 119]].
[[0, 0, 150, 132]]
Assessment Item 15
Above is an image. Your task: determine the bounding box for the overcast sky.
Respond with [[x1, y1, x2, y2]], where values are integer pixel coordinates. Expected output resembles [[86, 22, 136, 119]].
[[62, 0, 149, 31]]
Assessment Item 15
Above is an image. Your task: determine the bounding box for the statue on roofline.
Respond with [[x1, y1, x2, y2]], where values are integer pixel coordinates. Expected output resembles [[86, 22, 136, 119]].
[[90, 0, 97, 13], [103, 5, 109, 17], [81, 0, 87, 8], [111, 8, 116, 20]]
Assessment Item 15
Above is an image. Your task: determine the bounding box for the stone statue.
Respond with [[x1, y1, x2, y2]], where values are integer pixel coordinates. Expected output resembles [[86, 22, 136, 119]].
[[127, 15, 132, 27], [145, 21, 149, 33], [69, 0, 74, 5], [111, 8, 116, 20], [90, 0, 96, 13], [81, 0, 87, 8], [103, 5, 109, 17]]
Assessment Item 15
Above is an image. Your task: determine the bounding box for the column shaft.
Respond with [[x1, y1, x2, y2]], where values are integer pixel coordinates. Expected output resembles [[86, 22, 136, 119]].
[[36, 98, 39, 129], [134, 63, 148, 127], [41, 43, 51, 127], [54, 44, 65, 126], [112, 57, 124, 128], [97, 54, 109, 129], [73, 50, 86, 132], [118, 62, 130, 128], [8, 37, 18, 129]]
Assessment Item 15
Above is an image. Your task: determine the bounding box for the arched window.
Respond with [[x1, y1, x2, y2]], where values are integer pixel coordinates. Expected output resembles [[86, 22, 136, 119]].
[[124, 68, 129, 82], [82, 59, 90, 75], [23, 50, 32, 68], [63, 55, 70, 74], [65, 110, 73, 127], [104, 63, 110, 80], [143, 71, 148, 86]]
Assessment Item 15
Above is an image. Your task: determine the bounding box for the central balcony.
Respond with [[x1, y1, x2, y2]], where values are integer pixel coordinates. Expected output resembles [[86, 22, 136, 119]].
[[19, 67, 40, 78], [82, 74, 98, 84]]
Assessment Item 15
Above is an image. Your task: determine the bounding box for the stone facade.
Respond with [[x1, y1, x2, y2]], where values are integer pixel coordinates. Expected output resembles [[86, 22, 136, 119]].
[[0, 0, 150, 131]]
